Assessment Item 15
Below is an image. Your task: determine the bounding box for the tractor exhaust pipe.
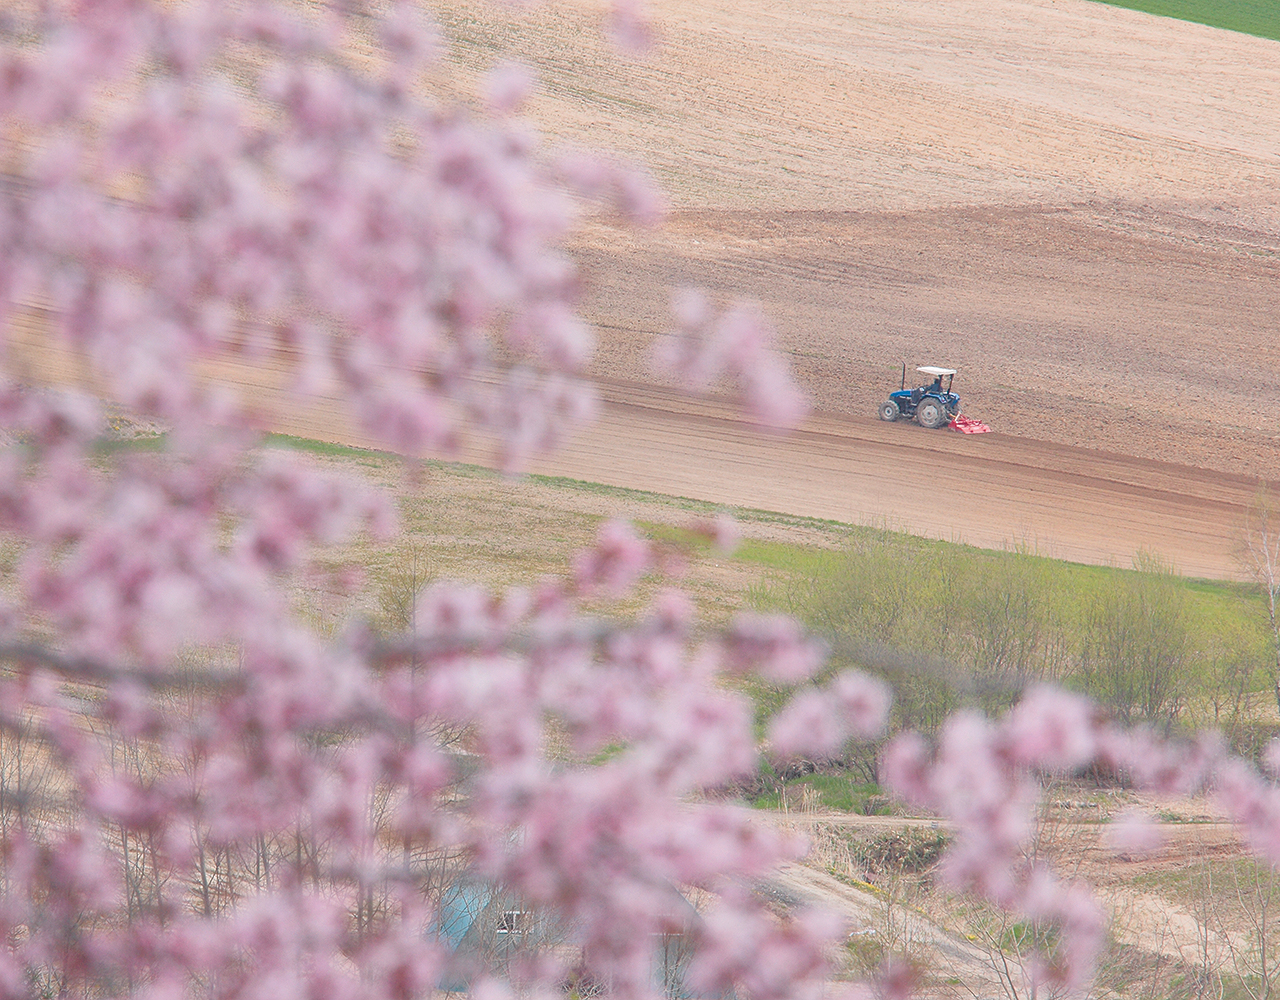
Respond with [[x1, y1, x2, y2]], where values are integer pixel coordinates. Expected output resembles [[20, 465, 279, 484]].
[[900, 362, 906, 391]]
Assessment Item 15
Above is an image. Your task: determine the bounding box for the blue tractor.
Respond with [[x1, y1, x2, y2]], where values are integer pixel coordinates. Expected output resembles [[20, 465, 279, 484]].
[[878, 365, 961, 429]]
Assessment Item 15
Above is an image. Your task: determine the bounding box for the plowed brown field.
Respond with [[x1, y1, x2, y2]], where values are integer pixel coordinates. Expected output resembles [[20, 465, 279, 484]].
[[14, 0, 1280, 578], [510, 0, 1280, 579]]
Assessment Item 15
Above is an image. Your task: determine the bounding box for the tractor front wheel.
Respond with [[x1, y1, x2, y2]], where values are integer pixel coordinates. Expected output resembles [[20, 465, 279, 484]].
[[878, 400, 899, 422], [917, 398, 947, 429]]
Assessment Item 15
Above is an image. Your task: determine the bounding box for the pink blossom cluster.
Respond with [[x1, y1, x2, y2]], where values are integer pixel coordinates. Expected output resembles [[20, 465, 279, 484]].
[[4, 6, 1280, 1000], [877, 685, 1240, 994], [767, 670, 891, 758], [0, 511, 859, 1000], [690, 893, 842, 1000], [653, 290, 810, 429], [0, 3, 835, 997], [0, 0, 663, 467]]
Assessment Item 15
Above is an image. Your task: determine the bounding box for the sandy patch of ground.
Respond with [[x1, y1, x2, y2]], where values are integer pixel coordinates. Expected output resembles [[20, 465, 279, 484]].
[[777, 800, 1264, 986]]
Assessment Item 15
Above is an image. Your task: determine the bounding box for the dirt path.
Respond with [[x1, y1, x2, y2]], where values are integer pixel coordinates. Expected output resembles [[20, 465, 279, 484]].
[[775, 810, 1255, 975], [767, 861, 1012, 992]]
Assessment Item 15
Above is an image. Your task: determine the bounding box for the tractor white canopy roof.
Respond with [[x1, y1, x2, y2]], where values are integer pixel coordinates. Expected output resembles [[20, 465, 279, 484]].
[[916, 366, 957, 377]]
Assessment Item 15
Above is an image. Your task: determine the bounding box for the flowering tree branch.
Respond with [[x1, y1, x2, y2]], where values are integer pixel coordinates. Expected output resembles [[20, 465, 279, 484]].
[[1, 5, 1277, 1000]]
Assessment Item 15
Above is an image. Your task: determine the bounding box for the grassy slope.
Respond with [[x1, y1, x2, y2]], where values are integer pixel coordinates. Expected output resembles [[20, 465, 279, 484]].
[[1094, 0, 1280, 40], [260, 432, 1264, 638], [257, 434, 1274, 736]]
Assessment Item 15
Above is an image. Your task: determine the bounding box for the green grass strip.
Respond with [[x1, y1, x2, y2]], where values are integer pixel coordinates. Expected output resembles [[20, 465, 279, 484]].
[[1091, 0, 1280, 41]]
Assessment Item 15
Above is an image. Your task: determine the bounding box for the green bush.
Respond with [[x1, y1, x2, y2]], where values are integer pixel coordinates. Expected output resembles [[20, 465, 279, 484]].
[[748, 773, 888, 814], [748, 531, 1272, 738], [848, 828, 951, 877], [1078, 552, 1189, 726]]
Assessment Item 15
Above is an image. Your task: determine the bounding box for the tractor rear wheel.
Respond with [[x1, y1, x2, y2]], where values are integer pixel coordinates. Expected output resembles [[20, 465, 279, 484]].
[[917, 398, 947, 429], [878, 400, 899, 422]]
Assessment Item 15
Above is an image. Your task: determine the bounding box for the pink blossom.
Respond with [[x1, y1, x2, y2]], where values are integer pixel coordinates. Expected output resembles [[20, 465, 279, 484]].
[[870, 960, 921, 1000], [769, 688, 846, 757], [880, 731, 933, 808], [1265, 737, 1280, 777], [648, 586, 694, 633], [1099, 725, 1223, 795], [1019, 869, 1107, 993], [742, 350, 811, 429], [484, 62, 535, 114], [723, 612, 824, 682], [3, 5, 1271, 1000], [689, 511, 741, 554], [1104, 808, 1166, 856], [689, 894, 838, 1000], [608, 1, 657, 54], [830, 670, 891, 738], [768, 672, 890, 758], [415, 581, 503, 642], [379, 2, 439, 72], [1001, 684, 1098, 771], [573, 518, 651, 595], [652, 296, 809, 429], [671, 287, 711, 331], [1215, 758, 1280, 865]]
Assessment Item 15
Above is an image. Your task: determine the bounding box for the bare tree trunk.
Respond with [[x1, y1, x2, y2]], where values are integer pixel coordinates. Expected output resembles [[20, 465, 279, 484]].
[[1270, 597, 1280, 719], [257, 832, 270, 891], [196, 836, 213, 918], [1242, 488, 1280, 717], [1262, 885, 1272, 1000]]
